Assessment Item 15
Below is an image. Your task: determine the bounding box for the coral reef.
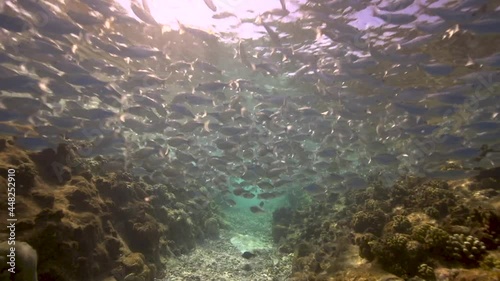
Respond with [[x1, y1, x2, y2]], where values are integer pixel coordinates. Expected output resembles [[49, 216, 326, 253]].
[[271, 169, 500, 280], [417, 263, 435, 280], [0, 137, 220, 281], [204, 217, 220, 238], [445, 234, 487, 265]]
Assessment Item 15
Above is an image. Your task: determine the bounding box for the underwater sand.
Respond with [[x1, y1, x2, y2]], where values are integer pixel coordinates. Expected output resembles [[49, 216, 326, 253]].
[[162, 230, 292, 281]]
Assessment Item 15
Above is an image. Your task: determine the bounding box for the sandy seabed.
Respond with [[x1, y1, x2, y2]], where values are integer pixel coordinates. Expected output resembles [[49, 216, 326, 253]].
[[160, 230, 292, 281]]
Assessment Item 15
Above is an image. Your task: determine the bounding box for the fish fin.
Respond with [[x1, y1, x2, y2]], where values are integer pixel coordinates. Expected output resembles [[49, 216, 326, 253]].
[[142, 0, 152, 14], [204, 120, 210, 132], [465, 56, 475, 66], [203, 0, 217, 12], [177, 20, 186, 34], [255, 15, 263, 25]]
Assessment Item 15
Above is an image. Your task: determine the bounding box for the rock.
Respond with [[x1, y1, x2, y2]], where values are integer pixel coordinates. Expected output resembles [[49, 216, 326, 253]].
[[242, 251, 256, 259], [116, 252, 153, 281], [204, 217, 220, 238], [434, 267, 500, 281], [16, 163, 38, 193], [278, 244, 292, 253], [0, 241, 38, 281], [295, 242, 312, 258], [31, 190, 55, 208], [272, 224, 288, 243], [104, 236, 122, 260], [0, 138, 8, 151]]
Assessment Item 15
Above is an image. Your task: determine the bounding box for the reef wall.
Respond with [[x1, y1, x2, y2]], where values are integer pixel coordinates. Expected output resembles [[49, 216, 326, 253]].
[[273, 172, 500, 280], [0, 137, 221, 281]]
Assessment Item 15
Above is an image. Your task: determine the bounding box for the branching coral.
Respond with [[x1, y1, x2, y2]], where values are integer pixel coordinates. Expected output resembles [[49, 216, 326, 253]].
[[445, 234, 487, 265]]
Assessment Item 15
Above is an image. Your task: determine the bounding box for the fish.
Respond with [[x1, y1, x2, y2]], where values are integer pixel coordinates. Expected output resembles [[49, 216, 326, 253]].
[[303, 183, 325, 194], [472, 53, 500, 67], [175, 150, 197, 163], [233, 187, 245, 196], [257, 192, 283, 200], [0, 76, 49, 98], [373, 9, 417, 25], [0, 123, 23, 136], [177, 21, 219, 42], [203, 0, 217, 12], [0, 97, 51, 115], [172, 92, 214, 105], [460, 19, 500, 35], [166, 136, 193, 147], [250, 206, 265, 213], [170, 103, 196, 119], [260, 20, 281, 47], [279, 0, 287, 11], [238, 42, 252, 69], [14, 137, 55, 151], [253, 63, 279, 76], [118, 45, 163, 58], [192, 59, 222, 74], [131, 0, 157, 25], [62, 73, 107, 86], [66, 10, 105, 26], [0, 14, 30, 32], [225, 198, 236, 207], [344, 176, 368, 190], [420, 63, 454, 76], [371, 153, 399, 166], [378, 0, 414, 12], [415, 20, 452, 34], [195, 82, 228, 92], [219, 126, 249, 136], [212, 12, 238, 19]]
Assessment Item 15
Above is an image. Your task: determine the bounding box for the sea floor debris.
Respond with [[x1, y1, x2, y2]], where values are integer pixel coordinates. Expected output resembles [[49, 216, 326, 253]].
[[161, 230, 292, 281]]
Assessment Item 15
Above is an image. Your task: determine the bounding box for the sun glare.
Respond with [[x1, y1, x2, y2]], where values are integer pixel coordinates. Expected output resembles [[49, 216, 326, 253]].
[[115, 0, 287, 38]]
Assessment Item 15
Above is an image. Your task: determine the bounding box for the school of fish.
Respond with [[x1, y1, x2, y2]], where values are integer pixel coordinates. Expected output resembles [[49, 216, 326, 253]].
[[0, 0, 499, 212]]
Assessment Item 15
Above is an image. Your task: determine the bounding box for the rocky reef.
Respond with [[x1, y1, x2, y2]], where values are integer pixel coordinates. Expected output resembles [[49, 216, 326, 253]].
[[272, 172, 500, 280], [0, 137, 221, 281]]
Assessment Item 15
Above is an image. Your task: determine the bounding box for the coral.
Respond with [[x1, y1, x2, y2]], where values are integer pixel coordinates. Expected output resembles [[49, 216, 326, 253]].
[[295, 242, 313, 258], [445, 234, 487, 265], [354, 233, 376, 261], [351, 209, 386, 235], [388, 179, 456, 218], [31, 190, 55, 208], [204, 217, 220, 238], [417, 263, 435, 280], [479, 253, 500, 270], [411, 224, 450, 252], [112, 252, 152, 281], [0, 140, 222, 281], [29, 146, 73, 185], [371, 234, 425, 278], [16, 163, 38, 194], [467, 209, 500, 249], [272, 224, 289, 243], [388, 215, 412, 234], [0, 138, 8, 151], [424, 207, 440, 219]]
